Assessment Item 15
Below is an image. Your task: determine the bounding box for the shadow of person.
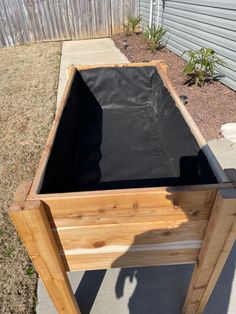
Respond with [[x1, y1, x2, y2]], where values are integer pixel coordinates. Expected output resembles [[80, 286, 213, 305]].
[[111, 232, 236, 314], [112, 225, 195, 314], [114, 263, 193, 314], [109, 187, 201, 314], [109, 184, 236, 314], [71, 153, 235, 313]]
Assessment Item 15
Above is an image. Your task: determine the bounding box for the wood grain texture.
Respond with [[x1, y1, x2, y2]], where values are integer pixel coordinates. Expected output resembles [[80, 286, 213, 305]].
[[40, 186, 217, 228], [65, 247, 200, 271], [55, 219, 209, 251], [0, 0, 135, 46], [12, 181, 32, 204], [111, 0, 124, 34], [182, 188, 236, 314], [75, 61, 159, 70], [46, 186, 216, 268], [9, 199, 80, 314]]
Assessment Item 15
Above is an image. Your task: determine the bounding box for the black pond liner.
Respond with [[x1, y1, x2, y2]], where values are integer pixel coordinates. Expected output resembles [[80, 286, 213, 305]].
[[40, 66, 217, 194]]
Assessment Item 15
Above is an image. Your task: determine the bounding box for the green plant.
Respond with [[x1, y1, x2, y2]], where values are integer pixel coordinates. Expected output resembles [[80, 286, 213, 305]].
[[182, 48, 224, 86], [128, 15, 142, 33], [123, 15, 142, 36], [143, 25, 167, 53], [26, 266, 35, 277], [32, 296, 38, 310], [4, 247, 14, 258]]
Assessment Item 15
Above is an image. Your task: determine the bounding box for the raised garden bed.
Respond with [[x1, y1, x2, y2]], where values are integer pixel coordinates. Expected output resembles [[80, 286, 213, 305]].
[[41, 65, 217, 193], [9, 62, 236, 314]]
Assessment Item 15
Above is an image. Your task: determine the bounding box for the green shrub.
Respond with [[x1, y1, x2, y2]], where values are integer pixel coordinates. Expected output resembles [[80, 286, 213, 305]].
[[143, 25, 167, 53], [123, 15, 142, 36], [182, 48, 224, 87], [128, 15, 142, 33]]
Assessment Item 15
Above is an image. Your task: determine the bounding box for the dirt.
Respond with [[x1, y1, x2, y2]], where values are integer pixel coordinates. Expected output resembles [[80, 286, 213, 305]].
[[111, 33, 236, 141], [0, 42, 62, 313]]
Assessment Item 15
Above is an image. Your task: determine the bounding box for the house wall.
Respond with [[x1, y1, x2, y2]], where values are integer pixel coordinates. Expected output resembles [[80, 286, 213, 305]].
[[139, 0, 236, 91]]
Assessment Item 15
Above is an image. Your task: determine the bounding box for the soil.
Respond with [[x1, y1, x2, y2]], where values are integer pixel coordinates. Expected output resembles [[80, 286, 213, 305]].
[[111, 33, 236, 141], [0, 42, 62, 313]]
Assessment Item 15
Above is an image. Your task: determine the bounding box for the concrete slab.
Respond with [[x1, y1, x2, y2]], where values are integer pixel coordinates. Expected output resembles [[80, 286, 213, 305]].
[[209, 138, 236, 170], [36, 244, 236, 314], [36, 265, 193, 314], [57, 38, 128, 105]]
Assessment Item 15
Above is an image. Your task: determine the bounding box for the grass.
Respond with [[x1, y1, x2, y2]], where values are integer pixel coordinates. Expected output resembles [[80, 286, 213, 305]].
[[26, 266, 35, 278], [4, 247, 15, 258], [0, 42, 62, 313]]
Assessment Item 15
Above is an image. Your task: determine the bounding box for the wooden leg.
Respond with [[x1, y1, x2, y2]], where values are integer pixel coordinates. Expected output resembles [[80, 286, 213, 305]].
[[9, 198, 81, 314], [182, 188, 236, 314]]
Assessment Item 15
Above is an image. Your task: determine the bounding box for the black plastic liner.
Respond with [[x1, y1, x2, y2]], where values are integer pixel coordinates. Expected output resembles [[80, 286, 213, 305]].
[[40, 66, 217, 193]]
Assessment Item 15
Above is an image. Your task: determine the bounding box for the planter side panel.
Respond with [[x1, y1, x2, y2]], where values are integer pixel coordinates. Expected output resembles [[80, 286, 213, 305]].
[[40, 186, 217, 270]]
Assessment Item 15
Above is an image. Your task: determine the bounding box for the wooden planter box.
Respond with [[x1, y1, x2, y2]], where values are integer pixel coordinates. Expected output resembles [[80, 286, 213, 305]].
[[9, 62, 236, 314]]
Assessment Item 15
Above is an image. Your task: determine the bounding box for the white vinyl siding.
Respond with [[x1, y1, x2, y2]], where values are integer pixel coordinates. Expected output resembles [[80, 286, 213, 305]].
[[139, 0, 236, 90]]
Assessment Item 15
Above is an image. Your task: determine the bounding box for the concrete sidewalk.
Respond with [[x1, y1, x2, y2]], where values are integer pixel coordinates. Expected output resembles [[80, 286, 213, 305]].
[[37, 39, 236, 314], [37, 245, 236, 314], [209, 138, 236, 170], [36, 246, 236, 314], [57, 38, 128, 105]]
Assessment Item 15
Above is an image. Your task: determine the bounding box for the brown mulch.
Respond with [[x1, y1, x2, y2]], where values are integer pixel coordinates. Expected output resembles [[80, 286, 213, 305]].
[[111, 33, 236, 141], [0, 42, 62, 313]]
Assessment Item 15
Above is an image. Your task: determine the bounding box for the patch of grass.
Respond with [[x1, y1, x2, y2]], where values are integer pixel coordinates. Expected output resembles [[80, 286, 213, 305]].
[[26, 266, 35, 278], [0, 41, 62, 314], [32, 295, 38, 310], [4, 247, 14, 258]]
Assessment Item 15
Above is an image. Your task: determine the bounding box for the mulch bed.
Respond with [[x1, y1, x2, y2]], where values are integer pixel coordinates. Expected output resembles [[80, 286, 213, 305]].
[[111, 33, 236, 141]]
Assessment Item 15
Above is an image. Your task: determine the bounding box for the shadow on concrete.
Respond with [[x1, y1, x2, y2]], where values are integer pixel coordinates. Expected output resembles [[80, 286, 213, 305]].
[[73, 248, 235, 314], [110, 241, 236, 314], [114, 264, 193, 314], [73, 182, 235, 314], [73, 188, 235, 314], [75, 270, 106, 314], [204, 242, 236, 314]]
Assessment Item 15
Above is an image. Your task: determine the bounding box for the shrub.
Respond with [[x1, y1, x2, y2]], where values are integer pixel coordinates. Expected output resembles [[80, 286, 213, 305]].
[[123, 15, 142, 36], [182, 48, 224, 87], [128, 15, 142, 33], [143, 25, 167, 53]]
